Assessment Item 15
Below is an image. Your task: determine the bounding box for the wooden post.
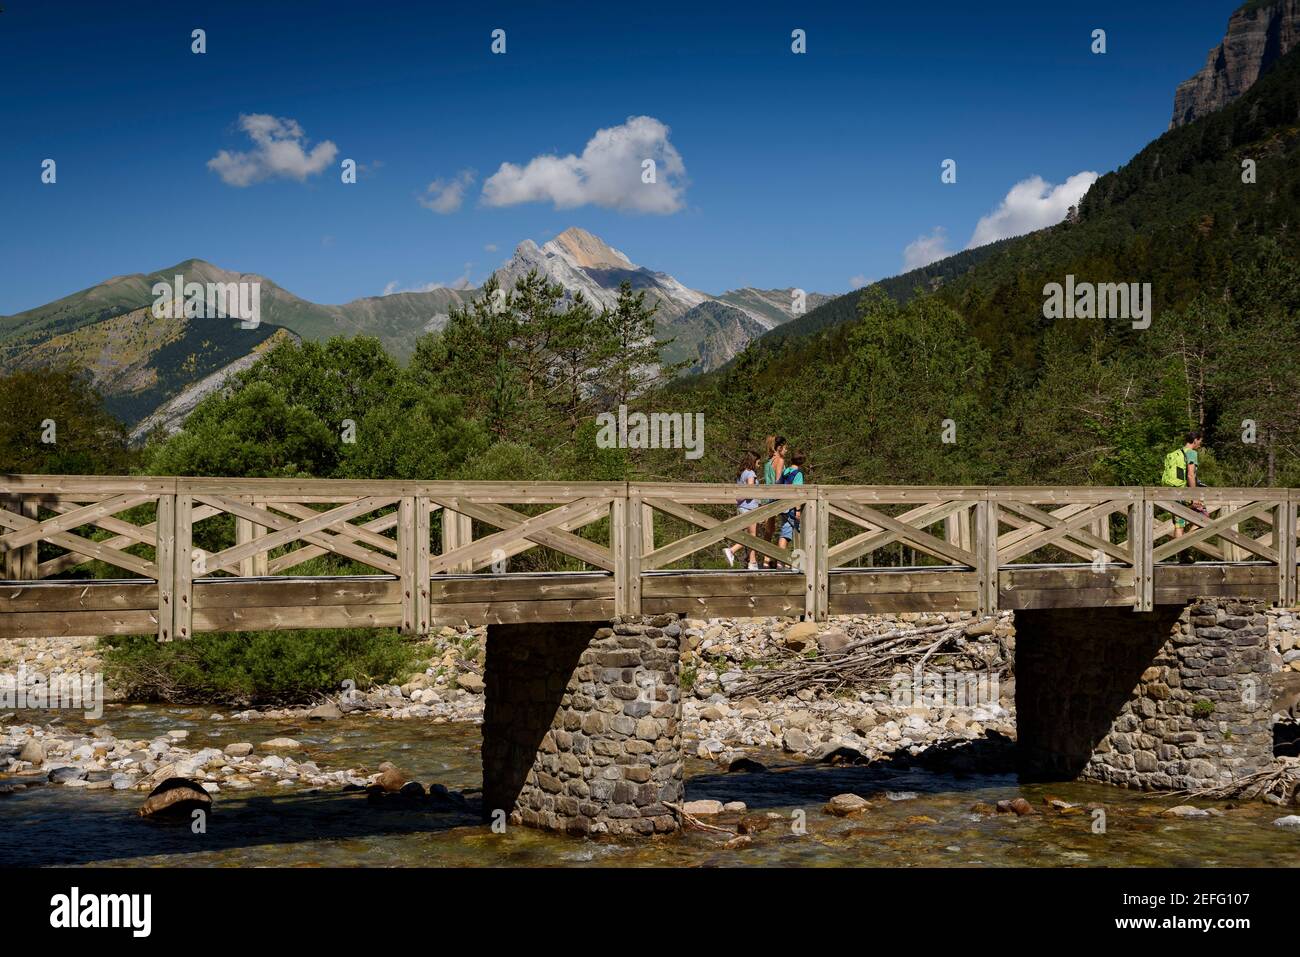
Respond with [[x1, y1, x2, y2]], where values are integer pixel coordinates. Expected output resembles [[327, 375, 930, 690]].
[[18, 497, 38, 580], [814, 490, 829, 620], [802, 494, 827, 621], [173, 493, 193, 641], [626, 488, 644, 617], [251, 498, 269, 576], [156, 494, 175, 642], [399, 497, 416, 635], [976, 499, 998, 615], [415, 496, 432, 635], [1129, 498, 1153, 612], [1276, 499, 1296, 608], [442, 506, 461, 571], [611, 496, 628, 617], [456, 511, 473, 573], [1221, 504, 1245, 563]]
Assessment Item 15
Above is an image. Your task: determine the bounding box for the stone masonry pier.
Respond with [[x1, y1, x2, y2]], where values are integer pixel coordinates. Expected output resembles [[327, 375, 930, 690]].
[[1017, 597, 1277, 790], [481, 615, 684, 836]]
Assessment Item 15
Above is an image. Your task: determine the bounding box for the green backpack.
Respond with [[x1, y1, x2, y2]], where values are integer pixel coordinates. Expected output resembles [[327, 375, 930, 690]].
[[1162, 448, 1187, 487]]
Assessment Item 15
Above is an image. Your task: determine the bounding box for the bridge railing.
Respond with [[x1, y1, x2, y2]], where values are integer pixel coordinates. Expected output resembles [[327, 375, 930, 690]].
[[0, 476, 1296, 637]]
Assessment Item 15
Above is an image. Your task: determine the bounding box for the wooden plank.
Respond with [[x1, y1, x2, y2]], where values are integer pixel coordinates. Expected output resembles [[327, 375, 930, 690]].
[[642, 496, 790, 568], [629, 490, 645, 615], [415, 497, 432, 635], [0, 581, 159, 613], [0, 492, 156, 550], [1130, 499, 1152, 612], [830, 569, 978, 595], [398, 497, 416, 635], [36, 503, 219, 579], [1151, 501, 1275, 564], [1277, 500, 1297, 607], [642, 498, 793, 570], [829, 499, 971, 568], [173, 494, 193, 641], [430, 574, 613, 604], [976, 499, 998, 614], [195, 577, 401, 608], [193, 603, 404, 632], [197, 494, 402, 575], [802, 496, 823, 620], [0, 475, 176, 495], [997, 499, 1129, 564], [640, 595, 804, 619], [427, 598, 616, 627], [431, 497, 614, 573], [829, 590, 977, 615], [267, 510, 399, 574], [0, 609, 159, 639], [0, 501, 157, 579], [642, 570, 803, 598], [156, 494, 175, 640], [829, 499, 977, 567], [611, 497, 628, 616]]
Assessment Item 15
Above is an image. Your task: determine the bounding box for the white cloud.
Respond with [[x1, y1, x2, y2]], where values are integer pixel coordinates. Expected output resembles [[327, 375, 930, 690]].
[[419, 170, 476, 214], [967, 172, 1097, 247], [903, 228, 953, 271], [382, 263, 475, 296], [484, 243, 498, 253], [207, 114, 338, 187], [849, 274, 873, 290], [481, 116, 687, 214]]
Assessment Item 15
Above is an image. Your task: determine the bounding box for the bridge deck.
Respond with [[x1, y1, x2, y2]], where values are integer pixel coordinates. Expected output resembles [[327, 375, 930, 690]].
[[1, 476, 1295, 637]]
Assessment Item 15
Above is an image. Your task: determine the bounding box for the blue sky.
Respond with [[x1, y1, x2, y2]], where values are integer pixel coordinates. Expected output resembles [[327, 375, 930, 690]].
[[0, 0, 1237, 314]]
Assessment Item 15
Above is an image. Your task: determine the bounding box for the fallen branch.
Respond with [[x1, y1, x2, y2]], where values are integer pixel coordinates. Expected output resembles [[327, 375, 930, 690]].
[[664, 802, 736, 836], [1151, 760, 1300, 805]]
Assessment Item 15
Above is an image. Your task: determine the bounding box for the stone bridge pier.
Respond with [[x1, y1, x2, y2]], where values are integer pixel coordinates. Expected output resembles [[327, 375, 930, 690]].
[[481, 615, 684, 836], [1017, 597, 1278, 790]]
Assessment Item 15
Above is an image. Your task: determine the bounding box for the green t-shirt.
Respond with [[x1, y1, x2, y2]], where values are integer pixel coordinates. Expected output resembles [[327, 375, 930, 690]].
[[1182, 447, 1199, 478]]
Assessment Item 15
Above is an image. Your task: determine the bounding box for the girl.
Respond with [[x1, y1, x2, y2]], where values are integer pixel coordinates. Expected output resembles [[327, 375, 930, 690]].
[[724, 451, 760, 569], [761, 436, 787, 568], [777, 452, 806, 555]]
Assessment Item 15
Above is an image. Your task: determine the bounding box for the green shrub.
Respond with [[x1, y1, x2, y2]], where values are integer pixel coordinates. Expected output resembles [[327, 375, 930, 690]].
[[1192, 699, 1215, 718], [100, 628, 421, 707]]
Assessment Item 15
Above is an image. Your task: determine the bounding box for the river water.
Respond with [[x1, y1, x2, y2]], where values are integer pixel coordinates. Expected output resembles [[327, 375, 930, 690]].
[[2, 704, 1296, 867]]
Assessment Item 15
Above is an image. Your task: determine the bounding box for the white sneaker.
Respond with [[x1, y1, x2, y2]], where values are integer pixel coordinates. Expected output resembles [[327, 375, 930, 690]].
[[747, 562, 758, 570], [723, 549, 736, 567]]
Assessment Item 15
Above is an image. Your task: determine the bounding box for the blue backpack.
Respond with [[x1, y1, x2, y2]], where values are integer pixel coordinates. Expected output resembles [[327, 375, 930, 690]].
[[778, 466, 802, 527]]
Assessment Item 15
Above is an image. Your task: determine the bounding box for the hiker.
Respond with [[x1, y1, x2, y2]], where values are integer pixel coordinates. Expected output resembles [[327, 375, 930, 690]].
[[760, 436, 787, 568], [724, 451, 760, 569], [777, 452, 807, 556], [1162, 429, 1207, 563]]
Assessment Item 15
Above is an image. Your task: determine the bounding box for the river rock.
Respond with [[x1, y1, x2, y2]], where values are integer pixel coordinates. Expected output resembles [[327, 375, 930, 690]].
[[1164, 805, 1210, 818], [456, 673, 485, 694], [783, 728, 812, 752], [138, 777, 212, 820], [817, 628, 850, 655], [825, 793, 870, 816], [48, 766, 86, 784], [783, 621, 818, 650], [1272, 815, 1300, 828], [18, 739, 44, 765], [225, 743, 254, 757], [308, 702, 342, 720], [682, 799, 724, 816], [371, 763, 406, 793], [261, 737, 301, 750]]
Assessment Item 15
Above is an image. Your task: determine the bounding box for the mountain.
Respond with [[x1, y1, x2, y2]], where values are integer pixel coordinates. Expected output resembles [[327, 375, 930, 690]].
[[1171, 0, 1300, 128], [491, 227, 827, 372], [1, 227, 824, 428]]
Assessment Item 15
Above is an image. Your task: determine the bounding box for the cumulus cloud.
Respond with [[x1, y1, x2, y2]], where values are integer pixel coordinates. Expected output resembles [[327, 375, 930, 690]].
[[207, 114, 338, 187], [419, 170, 476, 214], [382, 263, 475, 296], [903, 228, 953, 271], [968, 172, 1097, 247], [849, 274, 873, 290], [484, 243, 498, 253], [481, 116, 687, 214]]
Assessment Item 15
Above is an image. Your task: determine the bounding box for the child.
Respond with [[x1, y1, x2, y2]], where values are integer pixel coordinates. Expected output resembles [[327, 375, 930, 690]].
[[724, 451, 760, 569], [777, 453, 806, 555]]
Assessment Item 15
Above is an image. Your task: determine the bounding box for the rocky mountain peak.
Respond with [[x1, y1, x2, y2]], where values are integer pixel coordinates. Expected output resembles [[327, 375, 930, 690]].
[[1170, 0, 1300, 128], [542, 227, 635, 270]]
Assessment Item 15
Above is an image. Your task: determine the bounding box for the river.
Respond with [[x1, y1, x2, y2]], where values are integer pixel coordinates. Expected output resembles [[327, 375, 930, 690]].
[[1, 704, 1296, 867]]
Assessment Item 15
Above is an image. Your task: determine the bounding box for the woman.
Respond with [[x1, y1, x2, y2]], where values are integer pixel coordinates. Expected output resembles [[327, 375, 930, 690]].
[[761, 436, 787, 568], [724, 451, 760, 569]]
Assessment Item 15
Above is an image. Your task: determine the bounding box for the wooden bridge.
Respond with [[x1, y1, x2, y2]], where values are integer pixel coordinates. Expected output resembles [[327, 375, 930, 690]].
[[1, 475, 1297, 640]]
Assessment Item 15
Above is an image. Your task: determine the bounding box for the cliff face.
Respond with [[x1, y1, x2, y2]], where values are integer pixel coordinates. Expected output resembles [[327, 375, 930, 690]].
[[1170, 0, 1300, 128]]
